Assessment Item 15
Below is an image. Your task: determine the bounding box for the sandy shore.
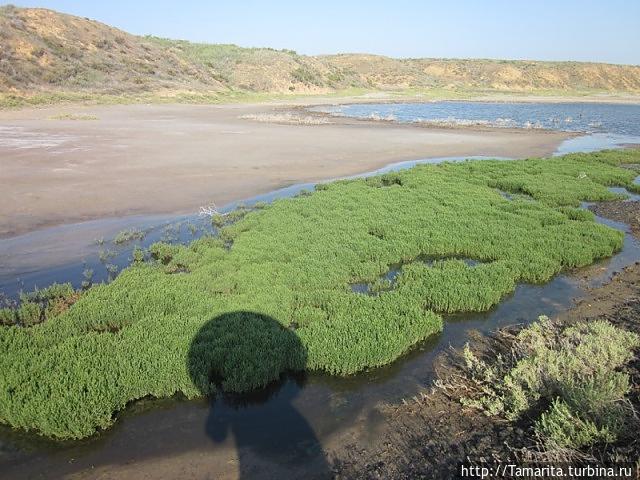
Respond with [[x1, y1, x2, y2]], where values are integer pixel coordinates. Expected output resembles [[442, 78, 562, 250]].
[[0, 102, 572, 238], [265, 91, 640, 106]]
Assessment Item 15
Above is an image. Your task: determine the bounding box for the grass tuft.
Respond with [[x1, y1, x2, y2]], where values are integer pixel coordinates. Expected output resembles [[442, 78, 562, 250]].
[[113, 228, 145, 245]]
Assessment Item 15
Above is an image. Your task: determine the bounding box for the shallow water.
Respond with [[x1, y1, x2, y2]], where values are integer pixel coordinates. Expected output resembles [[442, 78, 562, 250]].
[[318, 101, 640, 158], [0, 155, 502, 300], [2, 102, 640, 477], [0, 125, 80, 150], [315, 101, 640, 137]]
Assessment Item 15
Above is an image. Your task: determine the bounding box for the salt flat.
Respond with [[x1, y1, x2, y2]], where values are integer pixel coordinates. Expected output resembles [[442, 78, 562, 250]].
[[0, 102, 571, 238]]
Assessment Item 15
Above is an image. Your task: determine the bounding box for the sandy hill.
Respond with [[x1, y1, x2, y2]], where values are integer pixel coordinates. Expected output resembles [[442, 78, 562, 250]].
[[1, 5, 639, 103]]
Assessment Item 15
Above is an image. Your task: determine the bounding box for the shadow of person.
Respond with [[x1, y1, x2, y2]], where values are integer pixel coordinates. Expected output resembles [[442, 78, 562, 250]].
[[188, 311, 331, 479]]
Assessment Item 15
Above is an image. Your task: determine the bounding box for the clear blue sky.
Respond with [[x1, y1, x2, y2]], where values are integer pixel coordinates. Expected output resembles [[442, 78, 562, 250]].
[[8, 0, 640, 65]]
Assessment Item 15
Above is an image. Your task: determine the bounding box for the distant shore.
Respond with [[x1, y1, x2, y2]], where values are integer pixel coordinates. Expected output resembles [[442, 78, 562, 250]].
[[0, 101, 573, 238], [297, 91, 640, 106], [3, 90, 640, 113]]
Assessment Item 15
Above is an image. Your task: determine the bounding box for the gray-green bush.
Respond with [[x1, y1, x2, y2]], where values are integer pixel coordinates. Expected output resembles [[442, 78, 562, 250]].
[[461, 316, 639, 451]]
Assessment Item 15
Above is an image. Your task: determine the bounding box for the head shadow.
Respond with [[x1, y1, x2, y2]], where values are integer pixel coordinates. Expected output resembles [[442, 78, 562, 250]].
[[187, 311, 330, 478], [188, 310, 306, 397]]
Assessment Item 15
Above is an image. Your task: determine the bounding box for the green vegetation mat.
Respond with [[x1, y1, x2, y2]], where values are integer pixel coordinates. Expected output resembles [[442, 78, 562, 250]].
[[1, 149, 639, 439]]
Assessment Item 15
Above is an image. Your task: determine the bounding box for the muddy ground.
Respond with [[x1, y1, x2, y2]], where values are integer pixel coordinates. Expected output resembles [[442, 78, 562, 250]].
[[0, 102, 571, 238], [590, 200, 640, 238], [334, 202, 640, 479]]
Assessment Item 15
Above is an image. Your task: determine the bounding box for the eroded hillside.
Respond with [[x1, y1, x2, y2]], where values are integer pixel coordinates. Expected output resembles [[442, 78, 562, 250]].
[[1, 5, 639, 105]]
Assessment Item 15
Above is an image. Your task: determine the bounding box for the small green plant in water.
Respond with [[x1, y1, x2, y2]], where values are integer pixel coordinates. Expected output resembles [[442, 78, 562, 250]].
[[113, 229, 145, 245], [132, 246, 145, 263], [98, 248, 116, 263], [81, 268, 94, 290]]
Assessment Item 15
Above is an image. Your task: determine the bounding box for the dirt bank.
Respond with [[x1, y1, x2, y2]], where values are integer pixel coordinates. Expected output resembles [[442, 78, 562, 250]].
[[590, 200, 640, 237], [0, 102, 571, 238]]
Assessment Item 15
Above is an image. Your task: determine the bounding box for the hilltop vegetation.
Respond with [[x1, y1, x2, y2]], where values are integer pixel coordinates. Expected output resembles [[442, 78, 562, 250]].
[[1, 5, 640, 107], [1, 149, 639, 439]]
